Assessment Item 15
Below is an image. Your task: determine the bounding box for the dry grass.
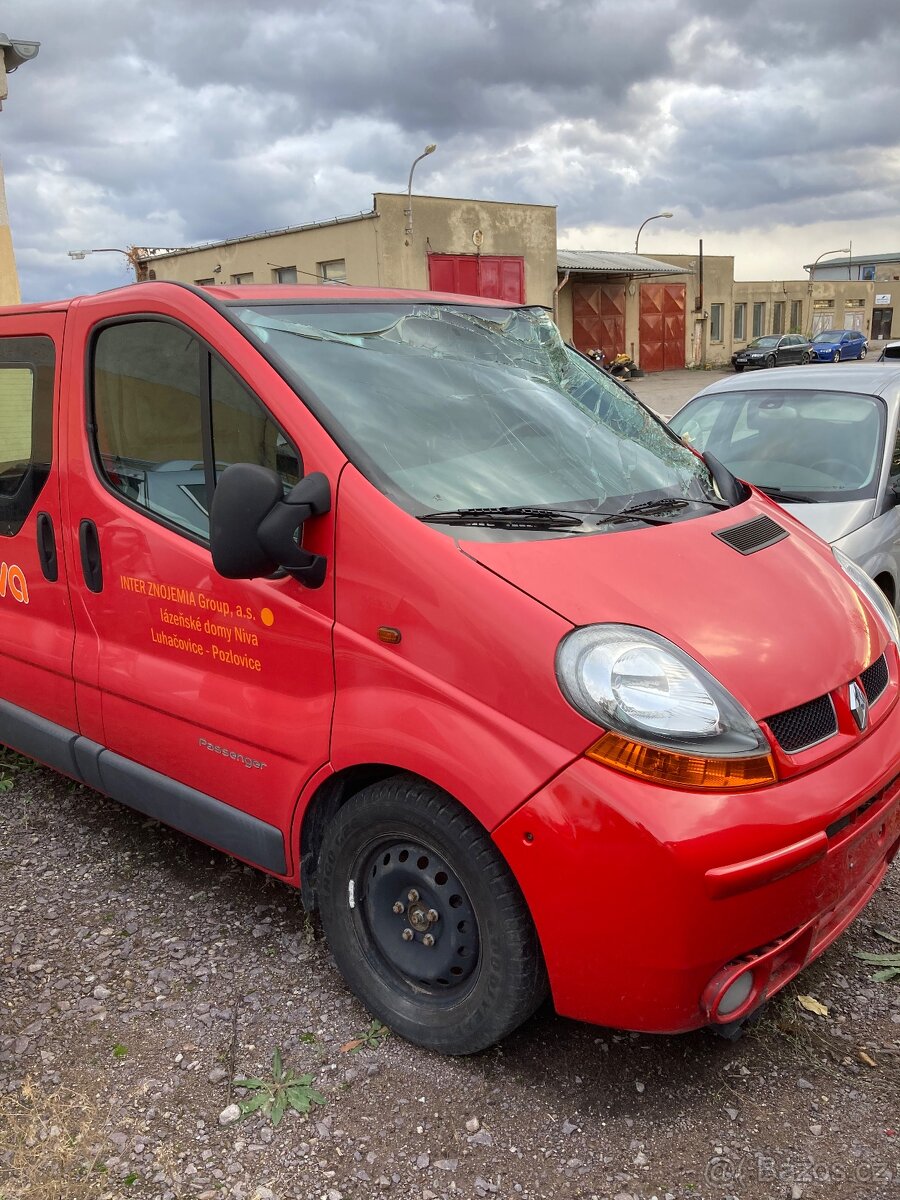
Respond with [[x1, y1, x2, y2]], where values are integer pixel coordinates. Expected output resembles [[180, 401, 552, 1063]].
[[0, 1077, 114, 1200]]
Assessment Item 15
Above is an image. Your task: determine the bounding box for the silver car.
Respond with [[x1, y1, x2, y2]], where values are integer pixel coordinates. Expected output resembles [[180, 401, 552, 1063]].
[[669, 363, 900, 608]]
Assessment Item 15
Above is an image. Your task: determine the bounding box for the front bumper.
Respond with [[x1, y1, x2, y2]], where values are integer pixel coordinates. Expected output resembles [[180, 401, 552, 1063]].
[[494, 690, 900, 1033]]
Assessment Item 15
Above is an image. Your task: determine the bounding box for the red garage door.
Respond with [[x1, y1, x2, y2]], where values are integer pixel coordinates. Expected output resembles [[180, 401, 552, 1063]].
[[640, 283, 686, 372], [571, 282, 625, 359], [428, 254, 525, 303]]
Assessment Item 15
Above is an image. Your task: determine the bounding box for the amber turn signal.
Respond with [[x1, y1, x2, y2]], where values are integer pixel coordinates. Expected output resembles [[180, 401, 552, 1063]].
[[586, 731, 777, 790]]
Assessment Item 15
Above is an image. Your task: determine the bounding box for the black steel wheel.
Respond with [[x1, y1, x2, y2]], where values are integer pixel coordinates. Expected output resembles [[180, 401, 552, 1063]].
[[317, 775, 548, 1054]]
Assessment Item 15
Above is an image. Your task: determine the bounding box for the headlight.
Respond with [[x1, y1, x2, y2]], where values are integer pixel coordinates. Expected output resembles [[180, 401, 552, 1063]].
[[556, 625, 776, 790], [833, 547, 900, 646]]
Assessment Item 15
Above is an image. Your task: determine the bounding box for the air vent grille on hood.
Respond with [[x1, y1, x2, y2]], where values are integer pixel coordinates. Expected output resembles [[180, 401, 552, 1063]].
[[713, 514, 788, 555]]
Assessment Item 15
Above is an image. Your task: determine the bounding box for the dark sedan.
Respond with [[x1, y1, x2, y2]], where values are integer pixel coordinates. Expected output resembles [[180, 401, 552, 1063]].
[[731, 334, 811, 372]]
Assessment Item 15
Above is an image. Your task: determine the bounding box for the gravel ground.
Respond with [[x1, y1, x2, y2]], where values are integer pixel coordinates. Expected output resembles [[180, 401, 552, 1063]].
[[1, 757, 899, 1200]]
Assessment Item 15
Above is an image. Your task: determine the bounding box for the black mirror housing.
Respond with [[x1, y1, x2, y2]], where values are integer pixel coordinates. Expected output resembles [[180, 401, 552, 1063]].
[[210, 464, 331, 587]]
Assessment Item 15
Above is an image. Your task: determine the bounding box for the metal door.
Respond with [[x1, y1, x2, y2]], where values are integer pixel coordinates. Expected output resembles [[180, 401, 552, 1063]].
[[639, 284, 686, 371], [571, 283, 625, 358]]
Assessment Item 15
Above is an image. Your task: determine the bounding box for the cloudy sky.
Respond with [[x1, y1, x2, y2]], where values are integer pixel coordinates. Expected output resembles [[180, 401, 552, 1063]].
[[3, 0, 899, 301]]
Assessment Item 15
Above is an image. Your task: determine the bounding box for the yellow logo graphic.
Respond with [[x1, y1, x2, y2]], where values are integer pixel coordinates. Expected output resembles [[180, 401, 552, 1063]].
[[0, 562, 29, 605]]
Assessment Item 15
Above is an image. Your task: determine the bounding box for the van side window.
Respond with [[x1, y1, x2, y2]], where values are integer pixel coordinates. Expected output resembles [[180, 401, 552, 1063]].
[[92, 319, 301, 541], [210, 358, 301, 488], [0, 336, 55, 538], [93, 321, 207, 537]]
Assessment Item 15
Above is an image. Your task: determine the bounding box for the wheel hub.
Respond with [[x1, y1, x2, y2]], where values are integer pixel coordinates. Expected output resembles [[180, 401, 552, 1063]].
[[355, 838, 480, 991]]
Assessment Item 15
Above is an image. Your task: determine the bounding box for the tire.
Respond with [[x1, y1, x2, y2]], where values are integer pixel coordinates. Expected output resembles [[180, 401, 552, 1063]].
[[765, 354, 776, 369], [801, 351, 811, 364], [733, 364, 745, 373], [833, 349, 841, 363], [859, 345, 867, 359], [317, 775, 548, 1054]]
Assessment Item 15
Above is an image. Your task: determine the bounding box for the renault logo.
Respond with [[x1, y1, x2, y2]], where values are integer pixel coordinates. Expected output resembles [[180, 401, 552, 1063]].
[[849, 681, 869, 732]]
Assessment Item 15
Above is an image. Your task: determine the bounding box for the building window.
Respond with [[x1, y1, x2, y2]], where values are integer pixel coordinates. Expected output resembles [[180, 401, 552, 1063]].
[[230, 272, 254, 285], [862, 266, 876, 281], [790, 299, 803, 332], [733, 303, 746, 341], [709, 303, 724, 342], [195, 278, 215, 286], [752, 302, 766, 338], [845, 298, 865, 308], [772, 301, 785, 335], [319, 259, 346, 283], [272, 266, 298, 284], [813, 299, 834, 310]]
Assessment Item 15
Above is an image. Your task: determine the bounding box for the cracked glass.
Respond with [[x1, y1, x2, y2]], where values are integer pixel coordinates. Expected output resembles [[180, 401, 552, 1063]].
[[233, 302, 717, 537]]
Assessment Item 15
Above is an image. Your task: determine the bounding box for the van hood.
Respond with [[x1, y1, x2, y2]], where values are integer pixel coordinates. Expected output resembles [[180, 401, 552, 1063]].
[[460, 496, 884, 721]]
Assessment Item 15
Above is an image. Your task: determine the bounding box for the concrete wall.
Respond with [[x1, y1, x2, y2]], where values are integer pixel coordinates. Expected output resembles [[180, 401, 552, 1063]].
[[0, 166, 20, 306], [142, 214, 381, 288], [372, 193, 558, 306], [0, 53, 21, 306], [141, 194, 558, 308]]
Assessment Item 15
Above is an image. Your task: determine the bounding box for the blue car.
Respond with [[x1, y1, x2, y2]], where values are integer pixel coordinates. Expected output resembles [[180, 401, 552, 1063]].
[[809, 328, 868, 362]]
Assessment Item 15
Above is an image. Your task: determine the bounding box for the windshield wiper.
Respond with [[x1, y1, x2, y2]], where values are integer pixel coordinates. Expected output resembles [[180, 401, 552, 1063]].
[[757, 485, 815, 503], [589, 498, 692, 525], [418, 505, 587, 530]]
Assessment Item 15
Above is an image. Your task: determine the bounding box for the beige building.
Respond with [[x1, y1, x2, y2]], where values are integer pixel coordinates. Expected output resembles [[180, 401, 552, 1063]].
[[138, 191, 897, 373], [0, 34, 41, 306], [139, 193, 558, 310]]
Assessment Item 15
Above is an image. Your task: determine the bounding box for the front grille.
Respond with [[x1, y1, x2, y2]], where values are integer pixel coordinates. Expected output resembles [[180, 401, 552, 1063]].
[[766, 694, 838, 754], [860, 654, 889, 705], [713, 515, 788, 556]]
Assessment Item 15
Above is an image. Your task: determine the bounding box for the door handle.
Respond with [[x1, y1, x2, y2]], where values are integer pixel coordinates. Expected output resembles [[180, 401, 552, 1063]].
[[79, 519, 103, 593], [36, 511, 59, 582]]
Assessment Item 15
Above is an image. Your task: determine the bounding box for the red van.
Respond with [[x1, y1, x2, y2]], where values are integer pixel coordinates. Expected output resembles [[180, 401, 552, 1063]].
[[2, 282, 899, 1053]]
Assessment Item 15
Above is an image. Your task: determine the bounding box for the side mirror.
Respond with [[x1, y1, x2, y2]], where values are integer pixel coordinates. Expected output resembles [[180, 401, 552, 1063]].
[[210, 464, 331, 588]]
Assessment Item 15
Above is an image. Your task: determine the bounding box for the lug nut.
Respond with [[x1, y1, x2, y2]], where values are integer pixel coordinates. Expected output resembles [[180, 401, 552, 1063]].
[[407, 888, 419, 903], [426, 909, 439, 923], [402, 928, 414, 941], [392, 901, 404, 914], [422, 933, 435, 947]]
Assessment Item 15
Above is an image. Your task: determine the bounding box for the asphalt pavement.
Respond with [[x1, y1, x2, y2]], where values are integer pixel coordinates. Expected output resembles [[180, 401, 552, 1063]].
[[626, 368, 732, 420]]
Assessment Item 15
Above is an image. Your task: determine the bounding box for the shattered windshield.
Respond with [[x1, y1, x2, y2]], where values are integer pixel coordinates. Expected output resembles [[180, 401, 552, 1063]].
[[231, 302, 718, 537]]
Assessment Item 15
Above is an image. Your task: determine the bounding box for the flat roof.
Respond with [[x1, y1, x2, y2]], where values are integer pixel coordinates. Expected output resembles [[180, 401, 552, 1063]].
[[557, 250, 686, 276], [137, 210, 377, 261]]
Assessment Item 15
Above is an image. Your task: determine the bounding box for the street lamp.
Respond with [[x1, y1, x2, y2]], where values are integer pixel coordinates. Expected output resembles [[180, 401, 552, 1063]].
[[634, 211, 673, 254], [807, 247, 851, 281], [68, 247, 130, 261], [405, 143, 437, 239]]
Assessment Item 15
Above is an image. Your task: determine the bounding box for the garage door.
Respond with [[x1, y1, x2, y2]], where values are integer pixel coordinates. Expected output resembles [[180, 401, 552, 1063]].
[[428, 254, 525, 303], [640, 283, 686, 371], [571, 283, 625, 359]]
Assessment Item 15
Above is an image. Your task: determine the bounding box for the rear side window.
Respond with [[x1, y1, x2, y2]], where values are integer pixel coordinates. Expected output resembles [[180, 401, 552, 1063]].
[[92, 319, 300, 541], [0, 335, 55, 538]]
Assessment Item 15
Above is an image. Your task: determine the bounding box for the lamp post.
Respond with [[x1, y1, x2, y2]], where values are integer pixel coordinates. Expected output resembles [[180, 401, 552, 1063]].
[[68, 247, 130, 261], [807, 247, 850, 282], [634, 211, 673, 255], [68, 246, 182, 281], [404, 143, 437, 240]]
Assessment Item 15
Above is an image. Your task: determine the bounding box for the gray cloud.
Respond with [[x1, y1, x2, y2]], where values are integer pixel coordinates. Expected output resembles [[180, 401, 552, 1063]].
[[2, 0, 899, 300]]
